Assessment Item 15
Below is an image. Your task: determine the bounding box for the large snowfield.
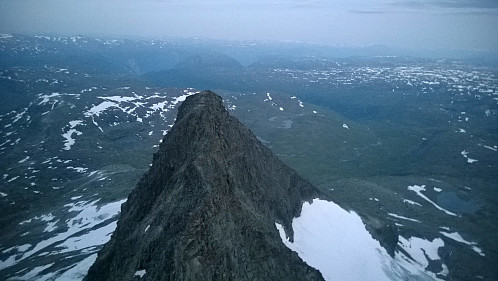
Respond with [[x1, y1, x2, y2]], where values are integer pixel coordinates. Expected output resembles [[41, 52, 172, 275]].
[[276, 198, 444, 281]]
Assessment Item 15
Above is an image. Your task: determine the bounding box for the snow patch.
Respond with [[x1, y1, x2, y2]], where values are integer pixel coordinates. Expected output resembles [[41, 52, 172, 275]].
[[388, 213, 421, 223], [62, 129, 82, 151], [85, 101, 119, 117], [461, 150, 478, 164], [403, 199, 422, 206], [67, 166, 88, 173], [408, 185, 457, 216], [276, 199, 442, 281], [398, 236, 444, 268], [69, 120, 84, 128], [135, 269, 146, 278], [18, 156, 30, 163], [439, 231, 484, 256], [483, 145, 497, 152], [2, 199, 126, 272], [169, 92, 195, 107]]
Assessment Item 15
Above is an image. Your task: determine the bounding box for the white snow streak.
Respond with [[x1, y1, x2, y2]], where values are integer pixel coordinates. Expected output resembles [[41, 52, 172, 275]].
[[439, 231, 485, 256], [407, 185, 457, 216], [388, 213, 421, 223]]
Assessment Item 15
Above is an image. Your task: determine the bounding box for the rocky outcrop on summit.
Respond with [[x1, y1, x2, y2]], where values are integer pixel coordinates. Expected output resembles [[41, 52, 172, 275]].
[[85, 91, 325, 281]]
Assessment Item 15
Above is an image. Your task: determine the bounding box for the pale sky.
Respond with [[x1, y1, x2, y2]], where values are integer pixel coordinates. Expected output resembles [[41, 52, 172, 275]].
[[0, 0, 497, 53]]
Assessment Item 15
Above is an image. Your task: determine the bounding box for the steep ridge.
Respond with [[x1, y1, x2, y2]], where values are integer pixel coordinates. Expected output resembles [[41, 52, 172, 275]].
[[85, 90, 324, 280]]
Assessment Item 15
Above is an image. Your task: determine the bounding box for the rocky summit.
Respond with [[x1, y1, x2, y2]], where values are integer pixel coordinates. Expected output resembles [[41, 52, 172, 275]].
[[85, 90, 325, 281]]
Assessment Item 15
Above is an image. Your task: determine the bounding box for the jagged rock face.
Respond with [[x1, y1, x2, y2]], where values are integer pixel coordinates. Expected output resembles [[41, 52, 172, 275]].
[[85, 91, 324, 281]]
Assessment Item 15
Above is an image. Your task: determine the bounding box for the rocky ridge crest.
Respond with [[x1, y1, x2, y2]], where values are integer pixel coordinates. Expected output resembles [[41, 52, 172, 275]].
[[85, 90, 325, 281]]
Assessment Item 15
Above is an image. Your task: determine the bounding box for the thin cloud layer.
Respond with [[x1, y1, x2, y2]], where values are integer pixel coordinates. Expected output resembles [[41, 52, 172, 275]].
[[0, 0, 496, 53], [392, 0, 498, 9]]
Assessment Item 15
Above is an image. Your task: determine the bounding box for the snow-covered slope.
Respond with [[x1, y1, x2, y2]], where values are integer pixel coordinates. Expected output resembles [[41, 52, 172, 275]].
[[276, 199, 447, 281]]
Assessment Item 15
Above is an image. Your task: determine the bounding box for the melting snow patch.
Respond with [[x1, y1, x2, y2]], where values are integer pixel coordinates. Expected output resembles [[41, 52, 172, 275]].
[[403, 199, 422, 206], [398, 236, 444, 268], [483, 145, 497, 152], [12, 108, 28, 124], [18, 156, 30, 163], [407, 185, 457, 216], [62, 129, 82, 150], [38, 93, 61, 105], [2, 199, 126, 273], [7, 176, 19, 183], [276, 199, 441, 281], [461, 150, 478, 164], [169, 92, 196, 108], [471, 246, 485, 256], [44, 219, 59, 233], [85, 101, 119, 117], [439, 231, 485, 256], [467, 158, 478, 163], [135, 269, 146, 278], [388, 213, 421, 223], [69, 120, 84, 128], [67, 166, 88, 173], [18, 244, 31, 252]]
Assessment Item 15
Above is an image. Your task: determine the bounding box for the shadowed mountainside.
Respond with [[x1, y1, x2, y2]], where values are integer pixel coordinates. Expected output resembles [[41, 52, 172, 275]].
[[85, 91, 325, 281]]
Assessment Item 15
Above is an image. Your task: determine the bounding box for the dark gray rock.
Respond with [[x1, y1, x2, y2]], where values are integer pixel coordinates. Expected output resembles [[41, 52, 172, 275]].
[[85, 91, 325, 281], [360, 214, 398, 257]]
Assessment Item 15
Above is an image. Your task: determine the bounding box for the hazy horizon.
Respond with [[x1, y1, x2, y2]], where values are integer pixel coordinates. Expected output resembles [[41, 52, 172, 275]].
[[1, 0, 497, 55]]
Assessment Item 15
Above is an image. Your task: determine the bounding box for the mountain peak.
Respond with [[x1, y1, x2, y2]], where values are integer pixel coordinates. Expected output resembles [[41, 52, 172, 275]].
[[176, 90, 225, 121], [85, 90, 324, 281]]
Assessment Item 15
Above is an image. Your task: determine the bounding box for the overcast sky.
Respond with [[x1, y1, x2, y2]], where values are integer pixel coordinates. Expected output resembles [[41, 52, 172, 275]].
[[0, 0, 497, 52]]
